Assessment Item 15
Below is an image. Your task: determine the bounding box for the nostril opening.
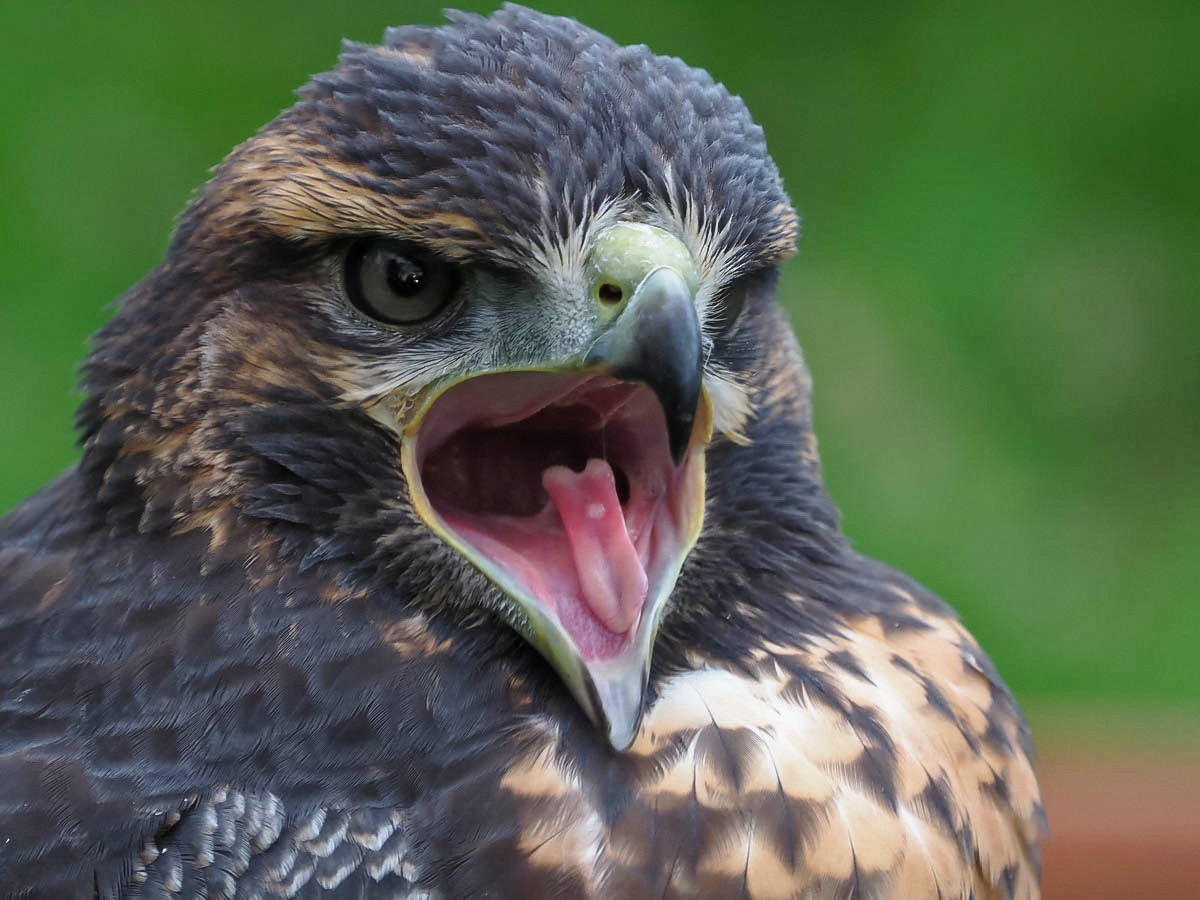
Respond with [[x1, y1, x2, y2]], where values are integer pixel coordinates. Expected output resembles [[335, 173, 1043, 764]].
[[597, 282, 623, 304]]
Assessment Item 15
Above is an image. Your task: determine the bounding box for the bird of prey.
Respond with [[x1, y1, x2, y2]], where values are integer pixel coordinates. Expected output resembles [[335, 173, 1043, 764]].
[[0, 6, 1044, 898]]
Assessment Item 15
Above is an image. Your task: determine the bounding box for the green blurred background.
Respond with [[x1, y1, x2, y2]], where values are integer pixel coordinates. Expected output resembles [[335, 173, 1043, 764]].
[[3, 3, 1197, 718], [4, 2, 1199, 891]]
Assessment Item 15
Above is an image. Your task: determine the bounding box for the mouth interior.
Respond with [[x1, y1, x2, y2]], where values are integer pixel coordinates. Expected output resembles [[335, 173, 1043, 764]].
[[413, 373, 690, 662]]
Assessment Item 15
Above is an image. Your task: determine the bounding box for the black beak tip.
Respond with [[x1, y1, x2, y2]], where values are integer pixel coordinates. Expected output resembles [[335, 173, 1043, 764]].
[[668, 411, 694, 466]]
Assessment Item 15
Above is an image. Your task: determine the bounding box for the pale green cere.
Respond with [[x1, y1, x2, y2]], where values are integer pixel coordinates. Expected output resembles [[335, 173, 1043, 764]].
[[585, 223, 700, 321]]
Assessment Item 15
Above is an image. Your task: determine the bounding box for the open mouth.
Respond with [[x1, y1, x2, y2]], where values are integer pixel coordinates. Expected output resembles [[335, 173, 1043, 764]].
[[402, 371, 708, 664]]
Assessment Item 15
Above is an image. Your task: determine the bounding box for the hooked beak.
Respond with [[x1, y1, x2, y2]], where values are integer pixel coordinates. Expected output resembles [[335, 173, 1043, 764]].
[[585, 266, 704, 465]]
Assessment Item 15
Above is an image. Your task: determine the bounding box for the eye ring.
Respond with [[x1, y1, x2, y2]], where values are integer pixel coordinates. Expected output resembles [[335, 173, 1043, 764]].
[[344, 238, 462, 327]]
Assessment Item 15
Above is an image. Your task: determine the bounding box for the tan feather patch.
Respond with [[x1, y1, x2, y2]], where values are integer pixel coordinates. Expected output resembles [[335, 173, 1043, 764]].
[[500, 597, 1041, 898], [201, 133, 490, 258]]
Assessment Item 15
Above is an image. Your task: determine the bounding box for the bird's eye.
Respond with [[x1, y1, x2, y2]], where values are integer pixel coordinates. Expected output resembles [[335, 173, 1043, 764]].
[[345, 238, 461, 326], [707, 282, 748, 335]]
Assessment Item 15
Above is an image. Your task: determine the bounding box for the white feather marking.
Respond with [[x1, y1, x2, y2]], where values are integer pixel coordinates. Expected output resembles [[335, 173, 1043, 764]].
[[704, 366, 754, 444]]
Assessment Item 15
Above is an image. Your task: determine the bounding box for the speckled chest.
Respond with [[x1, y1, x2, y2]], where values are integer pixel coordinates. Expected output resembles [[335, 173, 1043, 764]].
[[492, 610, 1041, 899]]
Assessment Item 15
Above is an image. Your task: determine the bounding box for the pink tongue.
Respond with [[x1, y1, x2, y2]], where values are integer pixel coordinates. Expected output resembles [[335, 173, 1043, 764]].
[[542, 459, 648, 635]]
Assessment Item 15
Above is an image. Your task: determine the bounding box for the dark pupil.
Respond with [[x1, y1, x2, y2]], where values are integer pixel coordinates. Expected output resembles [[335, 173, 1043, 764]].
[[386, 255, 426, 297]]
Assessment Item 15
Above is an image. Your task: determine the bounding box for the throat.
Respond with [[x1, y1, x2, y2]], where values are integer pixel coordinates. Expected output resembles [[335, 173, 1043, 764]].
[[411, 374, 699, 662], [425, 451, 657, 660]]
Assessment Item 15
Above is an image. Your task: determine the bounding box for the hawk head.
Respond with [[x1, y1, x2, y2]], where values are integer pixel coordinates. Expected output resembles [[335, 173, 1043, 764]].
[[80, 5, 823, 750]]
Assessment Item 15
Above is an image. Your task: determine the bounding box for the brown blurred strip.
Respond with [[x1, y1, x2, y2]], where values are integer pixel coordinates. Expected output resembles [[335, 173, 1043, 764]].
[[1038, 750, 1200, 899]]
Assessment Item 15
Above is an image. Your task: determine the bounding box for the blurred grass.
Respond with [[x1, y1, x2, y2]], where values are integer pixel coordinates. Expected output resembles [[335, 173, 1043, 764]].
[[1, 1, 1196, 711]]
